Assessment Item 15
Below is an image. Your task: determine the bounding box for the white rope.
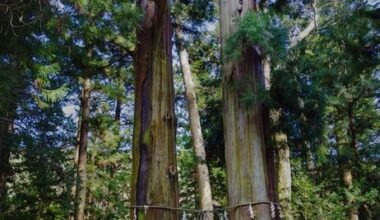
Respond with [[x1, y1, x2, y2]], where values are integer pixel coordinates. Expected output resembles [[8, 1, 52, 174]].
[[127, 201, 281, 219]]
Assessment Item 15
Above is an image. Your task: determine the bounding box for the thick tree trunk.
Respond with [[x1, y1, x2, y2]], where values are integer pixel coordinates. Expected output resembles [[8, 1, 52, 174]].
[[131, 0, 179, 219], [74, 76, 91, 220], [220, 1, 272, 219], [175, 28, 214, 219]]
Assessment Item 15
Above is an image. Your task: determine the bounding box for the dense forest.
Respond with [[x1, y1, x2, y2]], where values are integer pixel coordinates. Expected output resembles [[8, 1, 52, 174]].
[[0, 0, 379, 219]]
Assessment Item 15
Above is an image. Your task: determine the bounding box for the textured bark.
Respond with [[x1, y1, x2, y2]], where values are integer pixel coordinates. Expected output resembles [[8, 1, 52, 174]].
[[74, 76, 91, 220], [263, 60, 291, 220], [220, 0, 272, 219], [175, 28, 214, 220], [273, 131, 292, 220], [131, 0, 179, 219], [268, 106, 292, 220]]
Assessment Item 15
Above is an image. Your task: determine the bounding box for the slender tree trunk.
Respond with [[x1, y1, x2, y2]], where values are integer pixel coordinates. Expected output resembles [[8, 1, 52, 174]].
[[115, 98, 121, 123], [115, 97, 122, 151], [175, 28, 214, 219], [306, 147, 316, 176], [104, 98, 122, 216], [273, 130, 292, 220], [346, 104, 359, 220], [131, 0, 178, 219], [264, 59, 292, 220], [74, 76, 91, 220], [220, 1, 272, 219], [342, 165, 358, 220], [0, 110, 14, 215], [334, 119, 358, 220], [71, 110, 82, 212]]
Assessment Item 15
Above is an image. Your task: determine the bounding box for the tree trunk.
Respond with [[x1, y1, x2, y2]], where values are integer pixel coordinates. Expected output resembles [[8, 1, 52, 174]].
[[74, 76, 91, 220], [345, 104, 359, 220], [131, 0, 178, 219], [219, 1, 272, 219], [342, 166, 358, 220], [306, 148, 316, 177], [0, 110, 14, 215], [71, 109, 82, 211], [334, 119, 358, 220], [115, 98, 121, 123], [264, 58, 292, 220], [274, 131, 292, 220], [175, 28, 214, 220]]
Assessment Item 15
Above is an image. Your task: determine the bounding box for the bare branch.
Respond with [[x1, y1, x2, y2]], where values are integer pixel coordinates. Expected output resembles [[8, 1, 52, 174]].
[[0, 117, 12, 123], [289, 0, 319, 49]]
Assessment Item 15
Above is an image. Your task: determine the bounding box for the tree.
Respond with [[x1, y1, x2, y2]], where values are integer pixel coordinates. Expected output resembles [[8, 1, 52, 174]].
[[41, 1, 140, 218], [74, 74, 91, 220], [172, 0, 216, 218], [131, 0, 179, 219], [272, 1, 319, 218], [175, 28, 214, 219], [0, 67, 18, 214], [303, 1, 379, 218], [219, 1, 276, 219], [0, 1, 55, 214]]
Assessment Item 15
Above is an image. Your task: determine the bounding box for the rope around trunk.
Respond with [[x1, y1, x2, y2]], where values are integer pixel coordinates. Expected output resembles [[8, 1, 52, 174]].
[[126, 201, 283, 219]]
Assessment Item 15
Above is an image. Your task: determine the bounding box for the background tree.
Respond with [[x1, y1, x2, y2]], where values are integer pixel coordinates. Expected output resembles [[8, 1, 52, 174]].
[[172, 0, 216, 218]]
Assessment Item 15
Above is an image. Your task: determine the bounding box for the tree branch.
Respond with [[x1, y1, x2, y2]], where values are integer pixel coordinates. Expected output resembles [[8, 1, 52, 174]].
[[289, 0, 319, 49], [0, 117, 12, 123]]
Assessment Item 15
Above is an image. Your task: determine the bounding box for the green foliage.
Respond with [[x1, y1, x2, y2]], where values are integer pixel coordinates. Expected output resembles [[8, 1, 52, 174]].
[[4, 99, 76, 219], [1, 0, 379, 219], [178, 148, 198, 210], [232, 75, 272, 108], [281, 1, 380, 219], [291, 159, 347, 219], [172, 0, 215, 34], [224, 11, 288, 61]]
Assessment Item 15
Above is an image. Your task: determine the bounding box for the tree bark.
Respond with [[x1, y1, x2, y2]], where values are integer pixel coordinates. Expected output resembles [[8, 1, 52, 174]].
[[74, 76, 91, 220], [175, 28, 214, 220], [264, 58, 292, 220], [219, 0, 272, 219], [273, 130, 292, 220], [131, 0, 179, 219]]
